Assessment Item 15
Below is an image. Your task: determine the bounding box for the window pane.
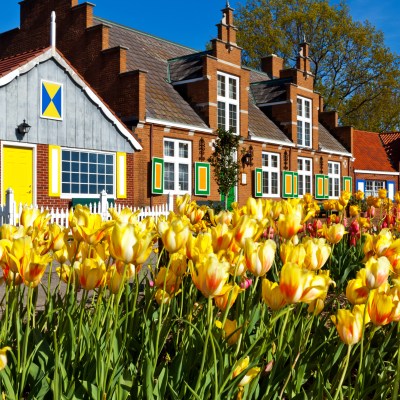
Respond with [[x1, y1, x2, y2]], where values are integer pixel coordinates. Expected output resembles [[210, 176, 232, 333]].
[[297, 99, 302, 116], [271, 172, 278, 194], [164, 163, 174, 190], [297, 121, 303, 145], [305, 100, 310, 119], [306, 176, 311, 193], [217, 75, 225, 97], [71, 152, 79, 162], [271, 155, 278, 168], [305, 159, 311, 171], [179, 164, 188, 191], [305, 123, 311, 147], [164, 141, 174, 157], [81, 153, 88, 162], [89, 153, 97, 163], [218, 102, 226, 129], [334, 164, 339, 174], [298, 158, 303, 170], [62, 151, 70, 161], [298, 175, 304, 195], [229, 78, 237, 100], [263, 171, 269, 194], [179, 143, 189, 158], [229, 104, 237, 133], [262, 154, 268, 167]]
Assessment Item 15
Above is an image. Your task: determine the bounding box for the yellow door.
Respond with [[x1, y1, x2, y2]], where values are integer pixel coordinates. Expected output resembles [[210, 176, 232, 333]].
[[3, 146, 33, 205]]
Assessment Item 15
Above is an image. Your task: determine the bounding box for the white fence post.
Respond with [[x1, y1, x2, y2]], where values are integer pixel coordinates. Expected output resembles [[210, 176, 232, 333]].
[[99, 190, 109, 221], [5, 187, 16, 225], [168, 193, 174, 212]]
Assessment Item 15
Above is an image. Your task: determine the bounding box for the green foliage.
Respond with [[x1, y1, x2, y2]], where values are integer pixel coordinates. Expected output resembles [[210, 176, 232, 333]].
[[235, 0, 400, 131], [208, 128, 241, 208]]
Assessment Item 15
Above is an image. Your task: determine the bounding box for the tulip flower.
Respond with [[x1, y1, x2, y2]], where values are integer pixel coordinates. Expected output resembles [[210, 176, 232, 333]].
[[155, 289, 173, 305], [155, 267, 181, 295], [276, 207, 303, 240], [74, 258, 106, 291], [108, 207, 141, 224], [244, 238, 276, 277], [0, 346, 11, 371], [339, 190, 351, 207], [322, 223, 346, 244], [106, 264, 126, 294], [0, 224, 25, 240], [368, 290, 398, 326], [157, 214, 190, 254], [233, 215, 262, 248], [232, 356, 260, 387], [279, 262, 311, 303], [331, 306, 365, 345], [169, 250, 188, 277], [349, 205, 360, 217], [262, 279, 286, 310], [364, 256, 390, 289], [186, 231, 213, 264], [210, 223, 234, 253], [279, 241, 306, 266], [190, 254, 230, 298], [302, 237, 331, 271], [378, 188, 388, 199], [215, 319, 241, 345], [214, 283, 243, 311], [346, 278, 369, 305]]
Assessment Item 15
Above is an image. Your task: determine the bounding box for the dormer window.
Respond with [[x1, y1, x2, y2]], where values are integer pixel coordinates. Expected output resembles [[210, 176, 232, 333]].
[[217, 72, 239, 134], [297, 96, 312, 147]]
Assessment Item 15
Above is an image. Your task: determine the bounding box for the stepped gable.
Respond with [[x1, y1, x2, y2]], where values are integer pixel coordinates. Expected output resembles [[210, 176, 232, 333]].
[[353, 130, 397, 171]]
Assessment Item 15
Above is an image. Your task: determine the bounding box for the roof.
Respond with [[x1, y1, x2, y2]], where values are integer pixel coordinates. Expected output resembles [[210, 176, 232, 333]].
[[353, 130, 397, 172], [168, 51, 210, 83], [318, 123, 351, 155], [0, 48, 46, 77], [380, 132, 400, 171], [95, 17, 210, 130], [0, 47, 142, 151], [250, 78, 291, 105]]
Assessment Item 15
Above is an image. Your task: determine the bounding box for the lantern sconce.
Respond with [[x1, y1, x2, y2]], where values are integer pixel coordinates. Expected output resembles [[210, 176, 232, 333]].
[[199, 137, 205, 161], [241, 145, 254, 169], [18, 119, 31, 135]]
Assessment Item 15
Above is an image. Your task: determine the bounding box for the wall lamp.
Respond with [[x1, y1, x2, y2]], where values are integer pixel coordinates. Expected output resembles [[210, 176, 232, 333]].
[[241, 145, 254, 169], [18, 120, 31, 135]]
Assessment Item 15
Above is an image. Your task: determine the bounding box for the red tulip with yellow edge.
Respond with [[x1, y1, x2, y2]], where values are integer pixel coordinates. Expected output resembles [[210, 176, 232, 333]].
[[215, 318, 241, 345], [214, 283, 243, 311], [331, 306, 365, 345], [110, 221, 155, 265], [364, 256, 390, 289], [0, 346, 11, 371], [262, 279, 286, 310], [232, 356, 261, 387], [157, 214, 190, 254], [244, 238, 276, 277], [322, 223, 346, 244], [367, 289, 399, 325], [190, 254, 230, 298], [302, 237, 331, 271]]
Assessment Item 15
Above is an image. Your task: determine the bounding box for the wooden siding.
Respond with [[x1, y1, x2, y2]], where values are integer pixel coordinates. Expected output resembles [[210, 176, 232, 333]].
[[0, 59, 134, 153]]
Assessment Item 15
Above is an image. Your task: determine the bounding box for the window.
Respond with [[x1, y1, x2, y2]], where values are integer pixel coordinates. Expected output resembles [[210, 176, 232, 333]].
[[164, 138, 191, 194], [262, 152, 280, 197], [365, 180, 385, 197], [298, 157, 312, 196], [328, 161, 340, 198], [61, 149, 114, 196], [217, 72, 239, 134], [297, 96, 312, 147]]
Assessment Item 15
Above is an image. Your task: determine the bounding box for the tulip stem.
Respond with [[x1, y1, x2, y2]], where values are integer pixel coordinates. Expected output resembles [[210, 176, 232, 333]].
[[333, 344, 352, 400], [392, 322, 400, 400]]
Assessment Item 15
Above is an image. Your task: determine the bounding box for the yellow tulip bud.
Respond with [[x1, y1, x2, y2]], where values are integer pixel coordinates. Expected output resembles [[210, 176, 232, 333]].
[[0, 346, 11, 371]]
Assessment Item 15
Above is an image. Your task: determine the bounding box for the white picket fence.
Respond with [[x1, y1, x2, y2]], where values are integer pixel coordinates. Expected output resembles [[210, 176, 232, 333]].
[[0, 188, 174, 227]]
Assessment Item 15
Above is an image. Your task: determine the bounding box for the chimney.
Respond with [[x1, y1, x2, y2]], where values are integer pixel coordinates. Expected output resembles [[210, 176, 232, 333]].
[[296, 41, 311, 74], [50, 11, 56, 50], [261, 54, 284, 79], [217, 1, 238, 45]]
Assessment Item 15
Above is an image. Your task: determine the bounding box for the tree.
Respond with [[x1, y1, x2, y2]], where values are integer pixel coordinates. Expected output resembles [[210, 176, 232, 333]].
[[208, 129, 241, 210], [235, 0, 400, 131]]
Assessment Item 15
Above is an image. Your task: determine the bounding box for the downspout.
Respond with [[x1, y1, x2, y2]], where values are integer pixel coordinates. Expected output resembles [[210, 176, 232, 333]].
[[150, 123, 154, 207]]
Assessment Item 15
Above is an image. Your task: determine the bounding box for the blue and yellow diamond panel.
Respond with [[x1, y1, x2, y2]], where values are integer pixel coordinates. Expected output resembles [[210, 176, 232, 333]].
[[41, 81, 63, 120]]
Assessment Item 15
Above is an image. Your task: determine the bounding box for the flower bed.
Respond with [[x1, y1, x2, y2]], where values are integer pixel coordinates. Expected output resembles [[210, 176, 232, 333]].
[[0, 190, 399, 399]]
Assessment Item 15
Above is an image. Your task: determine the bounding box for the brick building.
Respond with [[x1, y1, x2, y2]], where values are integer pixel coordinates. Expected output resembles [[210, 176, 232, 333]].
[[0, 0, 360, 208]]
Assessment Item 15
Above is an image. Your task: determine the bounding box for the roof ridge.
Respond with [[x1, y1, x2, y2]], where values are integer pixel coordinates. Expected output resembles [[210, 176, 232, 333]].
[[94, 16, 200, 52]]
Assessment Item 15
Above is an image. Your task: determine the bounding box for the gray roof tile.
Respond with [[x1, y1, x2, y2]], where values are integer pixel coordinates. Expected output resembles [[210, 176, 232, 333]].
[[318, 123, 350, 154]]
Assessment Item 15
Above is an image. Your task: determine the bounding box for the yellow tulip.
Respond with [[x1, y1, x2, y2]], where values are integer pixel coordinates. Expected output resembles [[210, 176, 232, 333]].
[[331, 306, 365, 345], [378, 188, 387, 199], [323, 223, 345, 244], [232, 356, 260, 387], [56, 264, 77, 286], [302, 237, 331, 271], [170, 250, 188, 277], [346, 278, 369, 305], [233, 215, 262, 248], [279, 241, 306, 266], [244, 238, 276, 277], [74, 258, 106, 291], [155, 267, 181, 295], [108, 207, 141, 224], [109, 221, 155, 265], [190, 255, 230, 298], [307, 298, 325, 316], [106, 264, 126, 294], [262, 279, 286, 310], [210, 223, 234, 253], [349, 205, 360, 217], [48, 223, 68, 251], [355, 190, 364, 201], [214, 283, 243, 311], [279, 262, 311, 303], [0, 346, 11, 371], [20, 206, 50, 232], [157, 214, 190, 254], [339, 190, 351, 207], [215, 319, 241, 345], [186, 231, 213, 264], [175, 194, 192, 215], [364, 256, 390, 289], [368, 290, 397, 326], [276, 209, 303, 240], [0, 224, 25, 240], [300, 273, 334, 304], [155, 289, 173, 305]]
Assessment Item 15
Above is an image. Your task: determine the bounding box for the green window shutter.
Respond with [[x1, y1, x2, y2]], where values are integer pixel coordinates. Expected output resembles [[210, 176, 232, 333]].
[[254, 168, 263, 197], [195, 162, 210, 196], [324, 175, 329, 198], [315, 174, 325, 200], [293, 172, 299, 198], [152, 157, 164, 194], [342, 176, 352, 193]]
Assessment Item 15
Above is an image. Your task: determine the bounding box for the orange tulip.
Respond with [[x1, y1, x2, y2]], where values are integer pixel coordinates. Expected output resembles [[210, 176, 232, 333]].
[[262, 279, 286, 310], [190, 254, 230, 298], [244, 238, 276, 277]]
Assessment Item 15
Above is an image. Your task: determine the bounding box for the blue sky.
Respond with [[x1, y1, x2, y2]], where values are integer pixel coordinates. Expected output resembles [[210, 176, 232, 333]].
[[1, 0, 399, 54]]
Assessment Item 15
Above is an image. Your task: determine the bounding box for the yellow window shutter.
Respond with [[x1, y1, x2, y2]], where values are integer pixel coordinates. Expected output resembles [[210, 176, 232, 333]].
[[48, 145, 61, 197], [116, 152, 127, 198]]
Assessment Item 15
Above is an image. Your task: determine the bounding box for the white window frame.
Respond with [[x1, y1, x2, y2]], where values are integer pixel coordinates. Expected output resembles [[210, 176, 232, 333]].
[[328, 161, 341, 198], [163, 138, 192, 195], [60, 148, 115, 198], [262, 152, 280, 198], [298, 157, 313, 196], [365, 180, 385, 197], [297, 96, 312, 148], [217, 71, 239, 134]]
